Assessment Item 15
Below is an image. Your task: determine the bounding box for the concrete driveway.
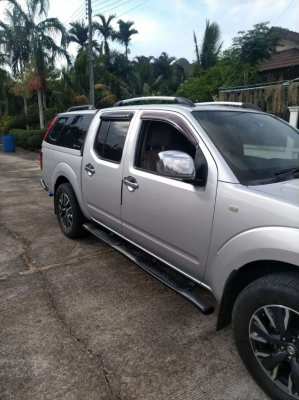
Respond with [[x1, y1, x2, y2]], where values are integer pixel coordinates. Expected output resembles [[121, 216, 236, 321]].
[[0, 149, 268, 400]]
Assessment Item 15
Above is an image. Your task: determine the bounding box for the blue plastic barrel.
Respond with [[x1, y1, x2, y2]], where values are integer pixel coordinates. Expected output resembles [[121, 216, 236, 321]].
[[3, 135, 16, 153]]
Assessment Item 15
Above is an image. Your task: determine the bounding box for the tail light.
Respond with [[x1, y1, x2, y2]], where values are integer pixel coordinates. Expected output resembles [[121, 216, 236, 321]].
[[39, 150, 43, 170], [43, 116, 58, 142], [40, 116, 58, 170]]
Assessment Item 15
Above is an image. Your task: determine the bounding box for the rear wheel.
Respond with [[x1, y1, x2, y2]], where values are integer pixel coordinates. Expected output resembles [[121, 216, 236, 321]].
[[55, 183, 85, 238], [233, 273, 299, 400]]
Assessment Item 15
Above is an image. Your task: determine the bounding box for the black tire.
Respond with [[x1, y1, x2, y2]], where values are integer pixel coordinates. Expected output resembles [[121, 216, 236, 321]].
[[54, 183, 85, 238], [233, 272, 299, 400]]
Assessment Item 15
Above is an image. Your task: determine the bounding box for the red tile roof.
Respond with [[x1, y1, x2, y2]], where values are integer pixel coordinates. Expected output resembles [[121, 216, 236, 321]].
[[259, 48, 299, 71]]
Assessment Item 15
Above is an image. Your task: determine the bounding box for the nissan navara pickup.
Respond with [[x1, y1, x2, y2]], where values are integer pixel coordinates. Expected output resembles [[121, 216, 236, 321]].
[[41, 97, 299, 400]]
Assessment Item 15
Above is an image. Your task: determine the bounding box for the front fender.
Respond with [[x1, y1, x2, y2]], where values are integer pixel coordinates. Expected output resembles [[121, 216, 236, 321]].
[[206, 226, 299, 301]]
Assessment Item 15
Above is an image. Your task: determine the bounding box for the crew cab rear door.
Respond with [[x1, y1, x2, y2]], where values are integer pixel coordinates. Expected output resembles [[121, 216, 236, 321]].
[[82, 111, 134, 233], [121, 110, 218, 280]]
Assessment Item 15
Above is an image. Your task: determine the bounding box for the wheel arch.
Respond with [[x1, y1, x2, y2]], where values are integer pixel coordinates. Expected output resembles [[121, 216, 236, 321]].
[[53, 173, 89, 219], [54, 176, 70, 194], [217, 260, 299, 330], [51, 160, 90, 219]]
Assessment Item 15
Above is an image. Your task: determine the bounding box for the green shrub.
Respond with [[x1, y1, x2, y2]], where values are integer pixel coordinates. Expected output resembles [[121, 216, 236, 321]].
[[27, 133, 44, 150], [9, 128, 46, 151], [45, 107, 59, 123], [0, 115, 14, 134]]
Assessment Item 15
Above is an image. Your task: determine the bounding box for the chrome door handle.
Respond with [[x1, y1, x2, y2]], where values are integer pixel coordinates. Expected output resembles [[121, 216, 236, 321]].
[[85, 163, 95, 176], [123, 176, 139, 192]]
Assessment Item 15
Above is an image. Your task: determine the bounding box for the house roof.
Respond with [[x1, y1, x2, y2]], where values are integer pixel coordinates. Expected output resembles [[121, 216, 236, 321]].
[[271, 27, 299, 44], [259, 48, 299, 71]]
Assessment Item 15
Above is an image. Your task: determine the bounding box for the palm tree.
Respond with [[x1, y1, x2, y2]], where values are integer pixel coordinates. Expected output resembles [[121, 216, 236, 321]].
[[132, 56, 154, 95], [193, 31, 200, 65], [151, 52, 177, 95], [68, 20, 101, 54], [199, 20, 222, 70], [116, 20, 138, 60], [0, 63, 10, 117], [94, 14, 116, 58], [153, 52, 175, 79], [0, 6, 30, 120], [3, 0, 69, 128], [68, 21, 89, 49], [0, 7, 29, 75]]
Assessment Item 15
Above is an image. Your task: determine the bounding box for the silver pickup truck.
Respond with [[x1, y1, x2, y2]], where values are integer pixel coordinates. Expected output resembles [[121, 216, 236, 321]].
[[41, 97, 299, 400]]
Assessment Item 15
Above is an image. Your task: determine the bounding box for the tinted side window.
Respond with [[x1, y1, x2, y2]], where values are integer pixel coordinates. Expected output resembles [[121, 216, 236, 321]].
[[103, 121, 130, 162], [59, 114, 94, 150], [135, 120, 196, 173], [94, 120, 130, 163], [72, 114, 94, 149], [47, 117, 68, 145], [94, 120, 110, 156]]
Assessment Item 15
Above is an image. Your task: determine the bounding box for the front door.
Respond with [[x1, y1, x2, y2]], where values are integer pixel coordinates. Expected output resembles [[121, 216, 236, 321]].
[[121, 111, 218, 280], [82, 112, 134, 233]]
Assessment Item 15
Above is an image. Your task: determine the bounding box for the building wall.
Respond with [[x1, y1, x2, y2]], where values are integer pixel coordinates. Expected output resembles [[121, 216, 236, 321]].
[[261, 66, 299, 82]]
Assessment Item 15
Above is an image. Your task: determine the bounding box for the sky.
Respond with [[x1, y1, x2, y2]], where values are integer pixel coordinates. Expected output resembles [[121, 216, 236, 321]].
[[1, 0, 299, 62]]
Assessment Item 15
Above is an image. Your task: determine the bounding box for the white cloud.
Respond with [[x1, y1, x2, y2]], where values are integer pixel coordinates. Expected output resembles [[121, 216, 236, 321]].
[[203, 0, 222, 14], [133, 16, 163, 44]]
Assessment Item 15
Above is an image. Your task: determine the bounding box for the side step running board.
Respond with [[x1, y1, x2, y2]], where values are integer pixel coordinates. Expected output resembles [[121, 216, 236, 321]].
[[84, 222, 215, 315]]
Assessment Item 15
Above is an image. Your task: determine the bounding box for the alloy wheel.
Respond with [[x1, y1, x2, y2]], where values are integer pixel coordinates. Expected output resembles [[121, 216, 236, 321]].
[[249, 305, 299, 398], [58, 192, 73, 230]]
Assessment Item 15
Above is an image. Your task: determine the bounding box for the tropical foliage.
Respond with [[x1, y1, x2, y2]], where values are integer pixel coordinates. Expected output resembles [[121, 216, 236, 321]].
[[232, 22, 279, 65], [198, 20, 222, 70], [0, 0, 283, 134], [179, 22, 277, 101]]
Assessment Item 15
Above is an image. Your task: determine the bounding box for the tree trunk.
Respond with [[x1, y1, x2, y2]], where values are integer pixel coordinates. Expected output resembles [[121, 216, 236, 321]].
[[37, 90, 45, 129], [4, 96, 9, 115], [42, 90, 47, 110], [125, 45, 128, 60], [193, 32, 200, 65], [23, 96, 29, 130], [1, 83, 9, 115]]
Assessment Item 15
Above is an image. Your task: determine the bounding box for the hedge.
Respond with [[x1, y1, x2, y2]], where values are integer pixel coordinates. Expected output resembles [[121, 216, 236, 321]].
[[8, 129, 46, 151]]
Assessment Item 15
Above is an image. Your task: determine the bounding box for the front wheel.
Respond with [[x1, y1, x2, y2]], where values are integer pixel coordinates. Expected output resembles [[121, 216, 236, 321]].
[[233, 273, 299, 400], [54, 183, 85, 238]]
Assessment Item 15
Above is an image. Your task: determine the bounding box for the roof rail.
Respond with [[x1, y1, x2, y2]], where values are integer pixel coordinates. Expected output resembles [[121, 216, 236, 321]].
[[114, 96, 195, 107], [195, 101, 261, 111], [67, 105, 96, 112]]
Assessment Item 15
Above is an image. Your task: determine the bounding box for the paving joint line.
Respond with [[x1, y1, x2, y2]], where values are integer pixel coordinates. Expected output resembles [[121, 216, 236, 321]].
[[39, 270, 120, 400]]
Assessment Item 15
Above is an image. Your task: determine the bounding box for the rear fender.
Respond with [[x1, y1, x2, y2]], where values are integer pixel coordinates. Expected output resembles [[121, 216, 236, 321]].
[[52, 162, 90, 219]]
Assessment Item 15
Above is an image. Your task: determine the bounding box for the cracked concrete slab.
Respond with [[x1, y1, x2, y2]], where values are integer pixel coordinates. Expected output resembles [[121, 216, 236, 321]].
[[42, 252, 266, 400], [0, 149, 268, 400], [0, 273, 112, 400], [0, 227, 25, 276]]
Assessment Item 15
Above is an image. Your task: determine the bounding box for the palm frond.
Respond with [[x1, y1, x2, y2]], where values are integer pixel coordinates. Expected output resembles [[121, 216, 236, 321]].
[[94, 14, 116, 56], [4, 0, 29, 24], [68, 21, 89, 48], [28, 0, 49, 18], [200, 20, 222, 70]]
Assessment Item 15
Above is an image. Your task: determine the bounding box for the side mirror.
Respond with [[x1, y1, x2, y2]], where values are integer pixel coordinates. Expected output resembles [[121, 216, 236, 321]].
[[157, 151, 196, 182]]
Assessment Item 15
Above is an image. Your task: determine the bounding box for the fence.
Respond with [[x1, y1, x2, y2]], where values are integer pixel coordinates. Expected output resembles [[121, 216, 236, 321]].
[[219, 79, 299, 121]]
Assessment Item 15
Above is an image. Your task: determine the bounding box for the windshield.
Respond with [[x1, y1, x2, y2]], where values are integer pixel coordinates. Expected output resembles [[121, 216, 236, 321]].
[[193, 110, 299, 185]]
